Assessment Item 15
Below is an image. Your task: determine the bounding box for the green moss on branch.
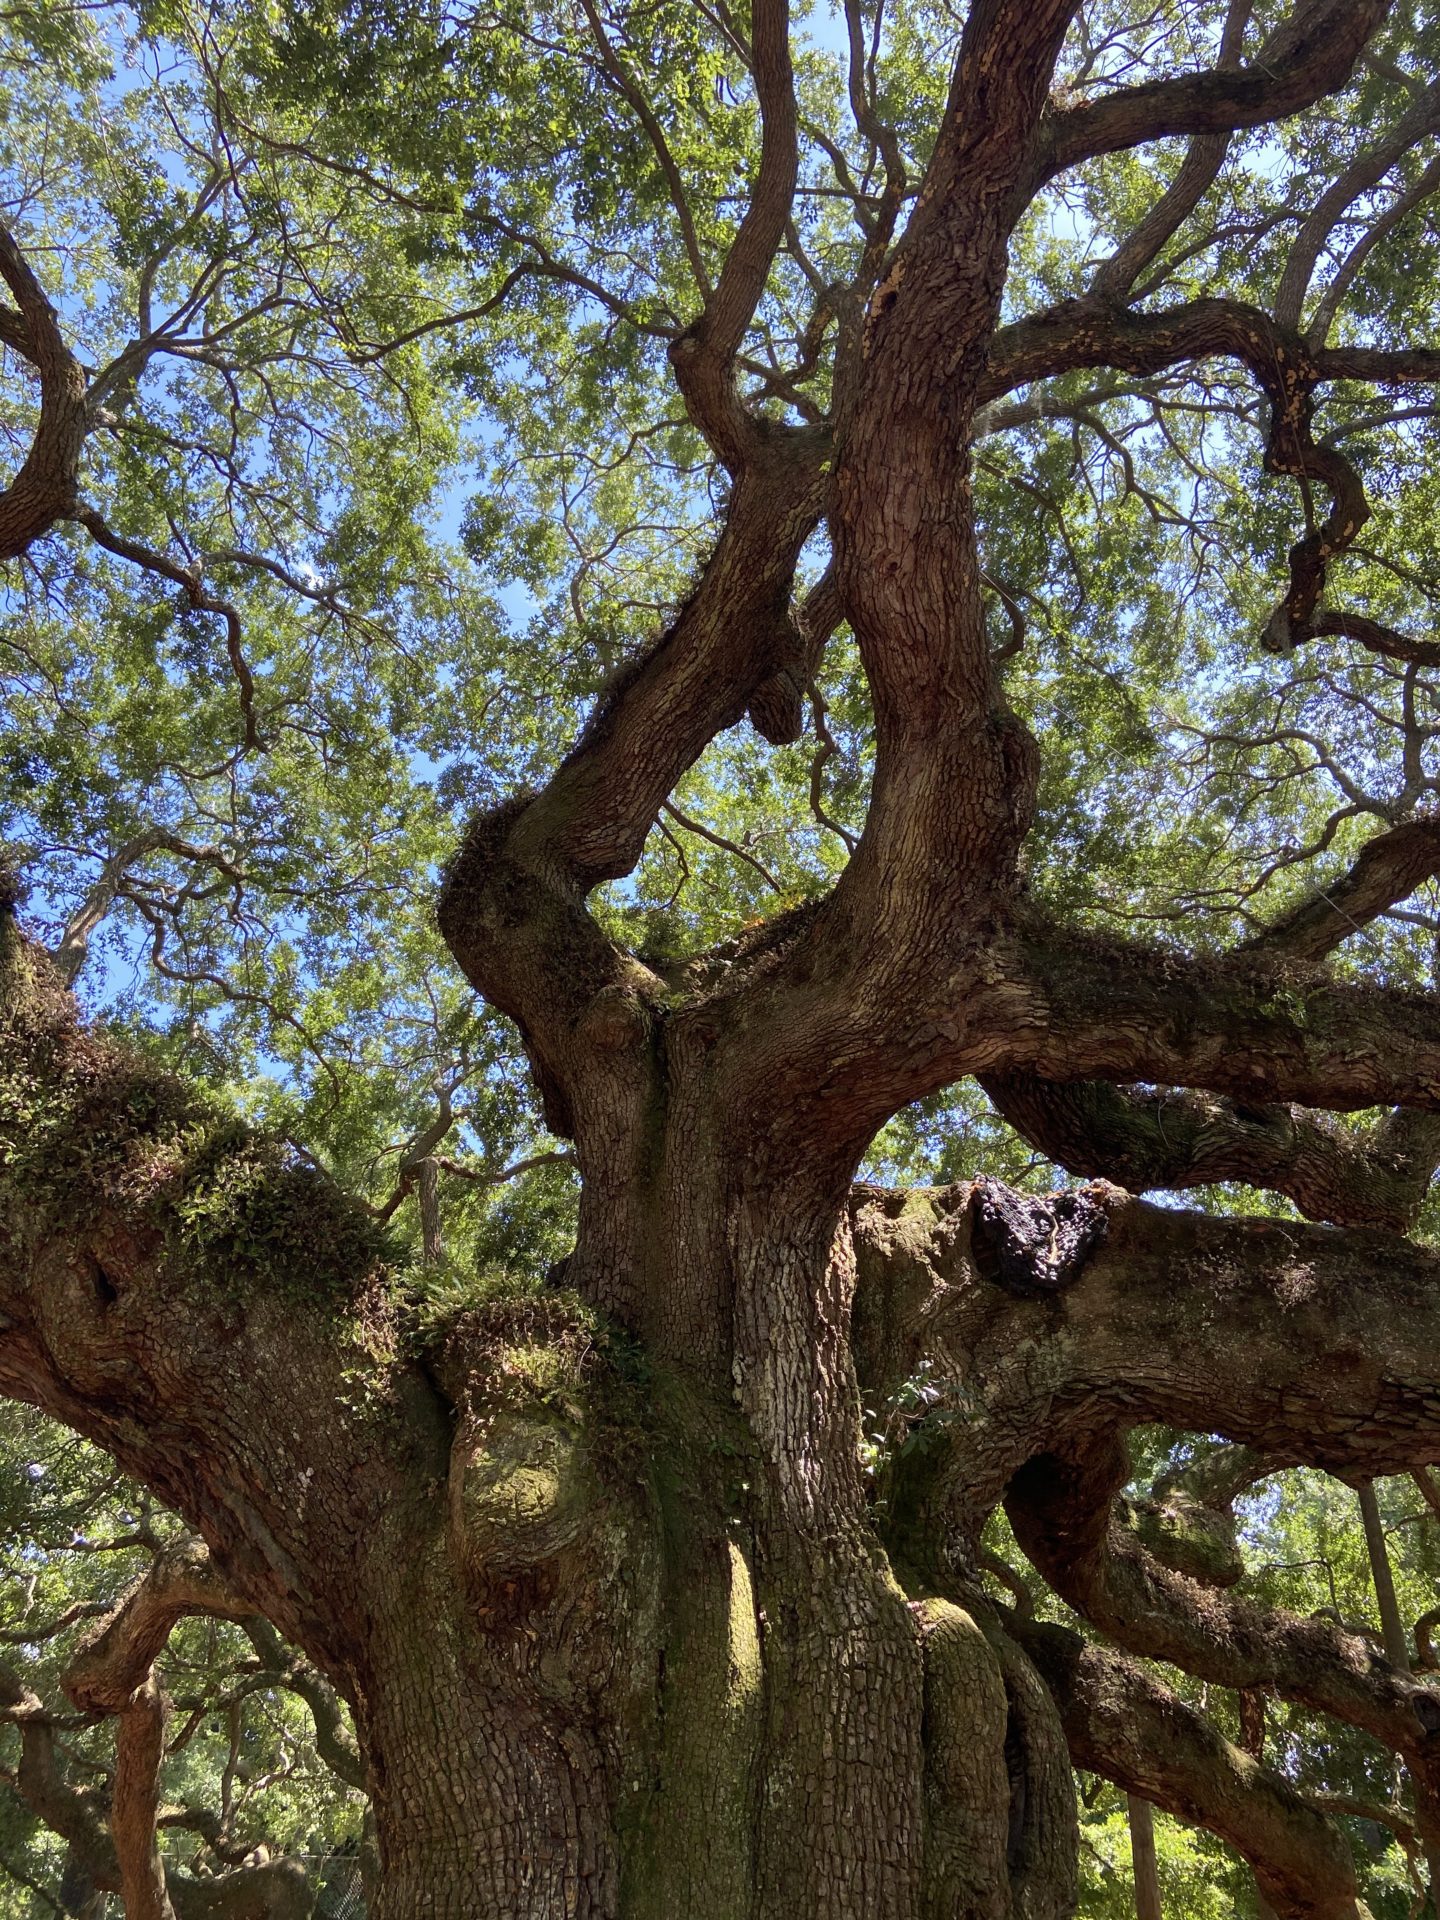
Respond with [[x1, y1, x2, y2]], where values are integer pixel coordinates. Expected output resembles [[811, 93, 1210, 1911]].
[[0, 916, 386, 1305]]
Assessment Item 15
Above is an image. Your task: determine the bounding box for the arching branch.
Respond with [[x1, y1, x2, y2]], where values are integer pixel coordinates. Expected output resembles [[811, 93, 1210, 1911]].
[[63, 1540, 253, 1718], [0, 220, 88, 560], [1017, 1615, 1368, 1920], [1008, 1432, 1440, 1852], [1039, 0, 1388, 183], [849, 1175, 1440, 1850], [983, 297, 1376, 651], [240, 1619, 364, 1791], [853, 1174, 1440, 1869]]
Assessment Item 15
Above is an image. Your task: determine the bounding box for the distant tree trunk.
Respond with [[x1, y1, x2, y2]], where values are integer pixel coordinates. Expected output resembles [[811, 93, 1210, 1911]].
[[417, 1155, 442, 1263], [1358, 1480, 1440, 1916], [1357, 1481, 1410, 1670], [1128, 1795, 1162, 1920]]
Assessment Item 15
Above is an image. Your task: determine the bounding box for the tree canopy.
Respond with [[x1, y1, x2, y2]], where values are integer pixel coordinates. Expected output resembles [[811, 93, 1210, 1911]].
[[6, 0, 1440, 1915]]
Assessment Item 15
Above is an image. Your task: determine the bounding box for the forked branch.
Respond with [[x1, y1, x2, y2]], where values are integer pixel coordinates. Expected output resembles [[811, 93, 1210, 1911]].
[[1040, 0, 1389, 182]]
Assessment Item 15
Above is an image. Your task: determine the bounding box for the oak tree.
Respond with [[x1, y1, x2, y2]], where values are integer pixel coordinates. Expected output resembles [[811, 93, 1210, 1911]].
[[6, 0, 1440, 1914]]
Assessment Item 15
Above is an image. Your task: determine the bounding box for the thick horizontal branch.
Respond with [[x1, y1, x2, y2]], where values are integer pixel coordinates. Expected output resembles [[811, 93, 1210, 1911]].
[[1300, 609, 1440, 671], [983, 291, 1440, 408], [693, 755, 1440, 1168], [854, 1173, 1440, 1891], [982, 816, 1440, 1223], [1039, 0, 1387, 182], [1318, 344, 1440, 384], [1015, 1615, 1366, 1920], [851, 1180, 1440, 1524], [853, 1173, 1440, 1830], [995, 926, 1440, 1116], [980, 1076, 1440, 1230], [743, 917, 1440, 1208]]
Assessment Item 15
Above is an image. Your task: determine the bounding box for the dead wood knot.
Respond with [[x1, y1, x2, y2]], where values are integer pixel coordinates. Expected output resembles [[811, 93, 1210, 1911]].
[[969, 1178, 1109, 1297]]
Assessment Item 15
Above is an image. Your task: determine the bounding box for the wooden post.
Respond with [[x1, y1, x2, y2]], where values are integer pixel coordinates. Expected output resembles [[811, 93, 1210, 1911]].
[[1128, 1794, 1162, 1920]]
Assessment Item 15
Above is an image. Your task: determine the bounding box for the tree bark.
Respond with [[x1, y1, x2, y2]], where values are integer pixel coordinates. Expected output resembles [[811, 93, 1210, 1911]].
[[1127, 1796, 1162, 1920], [14, 905, 1427, 1916], [1357, 1482, 1440, 1916]]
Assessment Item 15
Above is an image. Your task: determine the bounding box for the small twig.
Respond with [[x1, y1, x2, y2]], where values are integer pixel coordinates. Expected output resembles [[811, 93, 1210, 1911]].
[[661, 799, 784, 894]]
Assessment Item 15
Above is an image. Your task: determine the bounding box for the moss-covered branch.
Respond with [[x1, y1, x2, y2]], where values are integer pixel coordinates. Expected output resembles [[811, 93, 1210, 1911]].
[[0, 908, 446, 1671]]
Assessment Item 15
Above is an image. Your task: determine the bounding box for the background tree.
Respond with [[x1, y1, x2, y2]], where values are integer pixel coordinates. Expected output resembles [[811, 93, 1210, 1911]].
[[7, 0, 1440, 1915], [0, 1406, 369, 1918]]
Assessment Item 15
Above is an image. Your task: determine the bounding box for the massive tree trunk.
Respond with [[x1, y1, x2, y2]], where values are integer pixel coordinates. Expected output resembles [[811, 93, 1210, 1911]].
[[10, 901, 1440, 1917]]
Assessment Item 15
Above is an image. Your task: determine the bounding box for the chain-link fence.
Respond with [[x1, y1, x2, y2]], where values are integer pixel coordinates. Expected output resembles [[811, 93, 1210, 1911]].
[[301, 1850, 367, 1918]]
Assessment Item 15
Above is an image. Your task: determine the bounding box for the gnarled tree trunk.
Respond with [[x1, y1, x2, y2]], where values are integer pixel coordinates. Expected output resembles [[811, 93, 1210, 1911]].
[[11, 902, 1440, 1917]]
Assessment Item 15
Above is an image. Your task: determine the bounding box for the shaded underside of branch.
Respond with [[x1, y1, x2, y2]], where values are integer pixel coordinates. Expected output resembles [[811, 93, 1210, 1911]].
[[1016, 1614, 1366, 1920]]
